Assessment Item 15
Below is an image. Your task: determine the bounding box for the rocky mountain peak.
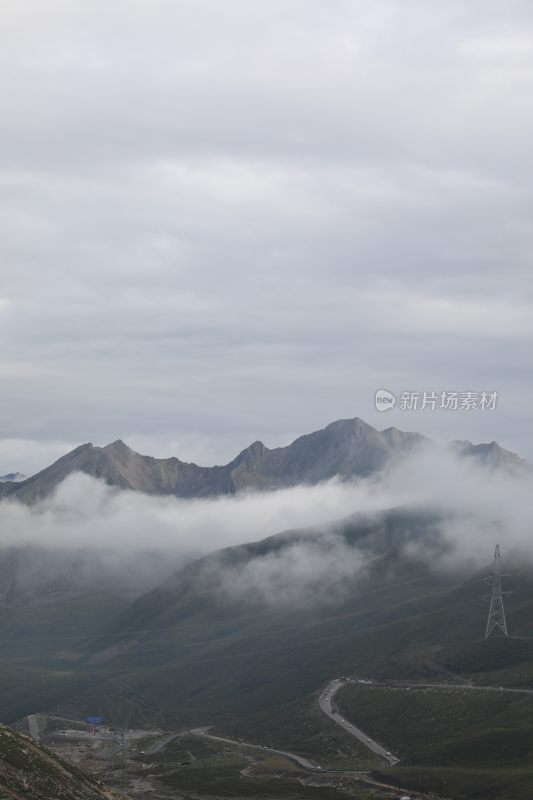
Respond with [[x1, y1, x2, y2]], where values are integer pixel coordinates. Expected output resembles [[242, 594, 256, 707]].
[[1, 418, 529, 504], [103, 439, 133, 456], [234, 440, 267, 465]]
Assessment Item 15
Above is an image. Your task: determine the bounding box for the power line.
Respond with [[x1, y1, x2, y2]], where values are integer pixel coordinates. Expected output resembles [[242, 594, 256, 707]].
[[485, 544, 509, 639]]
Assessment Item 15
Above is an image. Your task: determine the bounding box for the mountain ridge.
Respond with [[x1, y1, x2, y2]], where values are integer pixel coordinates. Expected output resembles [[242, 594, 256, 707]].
[[0, 417, 527, 504]]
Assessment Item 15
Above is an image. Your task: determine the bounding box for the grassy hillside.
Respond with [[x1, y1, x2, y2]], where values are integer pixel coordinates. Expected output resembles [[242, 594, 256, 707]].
[[0, 507, 517, 727], [337, 683, 533, 799], [57, 509, 477, 726], [3, 506, 533, 799]]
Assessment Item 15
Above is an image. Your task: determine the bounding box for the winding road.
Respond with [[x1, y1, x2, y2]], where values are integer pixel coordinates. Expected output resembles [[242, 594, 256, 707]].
[[190, 726, 321, 770], [319, 679, 399, 766], [317, 675, 533, 768], [27, 676, 532, 799]]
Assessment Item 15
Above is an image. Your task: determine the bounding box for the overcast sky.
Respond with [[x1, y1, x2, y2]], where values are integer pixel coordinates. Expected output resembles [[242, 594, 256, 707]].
[[1, 0, 532, 475]]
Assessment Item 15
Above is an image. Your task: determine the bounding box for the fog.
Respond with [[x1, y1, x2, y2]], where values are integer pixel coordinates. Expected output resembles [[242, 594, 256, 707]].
[[0, 445, 531, 607], [0, 470, 386, 601], [0, 470, 386, 553], [218, 536, 371, 610]]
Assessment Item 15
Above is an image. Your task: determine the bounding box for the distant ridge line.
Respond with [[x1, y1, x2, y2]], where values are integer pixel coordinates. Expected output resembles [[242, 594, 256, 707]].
[[0, 417, 528, 504]]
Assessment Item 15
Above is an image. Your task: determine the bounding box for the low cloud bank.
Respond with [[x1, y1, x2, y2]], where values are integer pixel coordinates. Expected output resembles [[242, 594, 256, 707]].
[[0, 444, 531, 605], [0, 471, 389, 553]]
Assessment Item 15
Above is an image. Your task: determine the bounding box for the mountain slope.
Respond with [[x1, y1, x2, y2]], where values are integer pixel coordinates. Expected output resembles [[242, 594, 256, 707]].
[[0, 506, 457, 725], [0, 724, 122, 799], [59, 505, 533, 729], [451, 439, 530, 472], [3, 504, 533, 774], [48, 507, 466, 727], [2, 416, 524, 504], [0, 418, 429, 503], [105, 505, 446, 634]]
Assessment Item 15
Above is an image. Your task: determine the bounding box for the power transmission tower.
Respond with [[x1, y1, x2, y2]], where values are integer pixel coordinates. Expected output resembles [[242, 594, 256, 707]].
[[485, 544, 509, 639]]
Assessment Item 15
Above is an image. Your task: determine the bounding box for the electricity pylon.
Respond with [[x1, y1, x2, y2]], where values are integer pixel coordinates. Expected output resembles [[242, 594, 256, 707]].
[[485, 544, 509, 639]]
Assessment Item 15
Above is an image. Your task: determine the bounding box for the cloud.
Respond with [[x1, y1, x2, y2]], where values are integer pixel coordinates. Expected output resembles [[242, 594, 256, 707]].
[[0, 442, 532, 607], [384, 445, 533, 569], [0, 1, 532, 463], [211, 448, 533, 606], [218, 537, 369, 609], [0, 470, 383, 553]]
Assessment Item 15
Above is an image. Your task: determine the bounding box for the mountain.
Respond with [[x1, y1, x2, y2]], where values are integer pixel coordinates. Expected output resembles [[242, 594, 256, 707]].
[[103, 506, 446, 635], [0, 418, 428, 503], [0, 545, 177, 608], [50, 510, 533, 800], [0, 472, 26, 482], [41, 507, 467, 726], [0, 505, 450, 702], [0, 417, 525, 504], [3, 505, 533, 800], [451, 439, 531, 472], [0, 723, 123, 799], [0, 506, 454, 722]]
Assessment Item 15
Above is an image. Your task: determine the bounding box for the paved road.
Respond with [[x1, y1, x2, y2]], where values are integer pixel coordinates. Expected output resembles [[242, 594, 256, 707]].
[[318, 680, 399, 766], [381, 679, 533, 696], [191, 726, 321, 770], [317, 675, 533, 771], [28, 715, 40, 741], [191, 726, 443, 799], [144, 732, 182, 754]]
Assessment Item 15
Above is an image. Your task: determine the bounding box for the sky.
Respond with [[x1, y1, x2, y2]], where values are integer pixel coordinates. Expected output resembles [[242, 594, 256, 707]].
[[1, 0, 532, 476]]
